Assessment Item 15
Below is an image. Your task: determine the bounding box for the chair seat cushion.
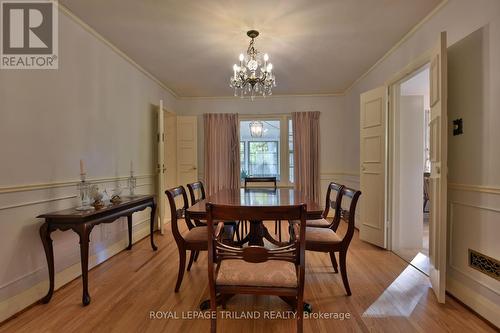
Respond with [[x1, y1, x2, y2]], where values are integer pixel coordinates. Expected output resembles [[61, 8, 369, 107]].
[[306, 218, 331, 227], [305, 227, 342, 244], [216, 259, 297, 288], [184, 226, 208, 242]]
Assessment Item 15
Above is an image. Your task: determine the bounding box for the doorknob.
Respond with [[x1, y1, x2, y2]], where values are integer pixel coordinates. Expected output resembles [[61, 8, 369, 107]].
[[192, 166, 197, 170], [361, 165, 366, 171]]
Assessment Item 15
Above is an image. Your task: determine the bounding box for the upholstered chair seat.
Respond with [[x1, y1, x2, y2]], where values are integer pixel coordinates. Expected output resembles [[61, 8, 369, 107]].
[[305, 218, 331, 228], [216, 260, 297, 288], [305, 227, 342, 244], [183, 226, 209, 243]]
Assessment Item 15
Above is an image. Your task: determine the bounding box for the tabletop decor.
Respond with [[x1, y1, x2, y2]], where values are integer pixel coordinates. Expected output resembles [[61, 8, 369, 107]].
[[76, 159, 93, 211], [110, 186, 122, 204], [89, 184, 105, 209], [128, 160, 137, 197]]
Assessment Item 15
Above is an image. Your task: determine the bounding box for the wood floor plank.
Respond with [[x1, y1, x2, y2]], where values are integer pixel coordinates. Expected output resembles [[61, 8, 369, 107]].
[[0, 222, 495, 333]]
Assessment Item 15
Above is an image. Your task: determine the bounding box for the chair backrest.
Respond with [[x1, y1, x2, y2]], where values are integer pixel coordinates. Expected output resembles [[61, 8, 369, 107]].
[[187, 181, 206, 206], [206, 203, 307, 288], [323, 182, 344, 230], [337, 187, 362, 246], [165, 186, 195, 244], [244, 176, 277, 189]]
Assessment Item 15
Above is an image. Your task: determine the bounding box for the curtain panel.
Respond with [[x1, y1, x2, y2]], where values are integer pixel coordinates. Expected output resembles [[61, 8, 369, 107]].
[[292, 111, 321, 203], [204, 113, 240, 195]]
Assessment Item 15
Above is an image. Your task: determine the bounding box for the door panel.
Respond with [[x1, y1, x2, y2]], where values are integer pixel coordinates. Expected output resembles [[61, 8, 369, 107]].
[[429, 32, 448, 303], [156, 101, 166, 234], [360, 86, 387, 248], [177, 116, 198, 186]]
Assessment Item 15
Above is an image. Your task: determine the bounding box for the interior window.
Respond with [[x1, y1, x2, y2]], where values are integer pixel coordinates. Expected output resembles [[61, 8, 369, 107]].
[[240, 120, 281, 180]]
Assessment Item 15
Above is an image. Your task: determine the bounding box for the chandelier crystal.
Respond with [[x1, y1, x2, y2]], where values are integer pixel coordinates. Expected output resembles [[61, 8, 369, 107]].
[[230, 30, 276, 100]]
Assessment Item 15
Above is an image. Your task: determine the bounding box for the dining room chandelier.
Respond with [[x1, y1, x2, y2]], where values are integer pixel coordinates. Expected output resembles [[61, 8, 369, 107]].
[[230, 30, 276, 100]]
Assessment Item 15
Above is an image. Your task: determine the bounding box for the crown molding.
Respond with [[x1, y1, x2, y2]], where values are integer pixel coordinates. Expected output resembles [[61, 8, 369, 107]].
[[343, 0, 448, 94], [177, 92, 345, 101], [55, 1, 179, 99], [55, 0, 447, 101]]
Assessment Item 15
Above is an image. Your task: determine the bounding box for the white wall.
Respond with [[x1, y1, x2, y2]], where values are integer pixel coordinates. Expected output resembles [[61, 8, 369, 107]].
[[0, 9, 176, 321], [342, 0, 500, 326]]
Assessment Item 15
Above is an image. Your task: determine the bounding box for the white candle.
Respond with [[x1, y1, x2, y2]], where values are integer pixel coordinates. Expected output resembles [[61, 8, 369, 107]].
[[80, 159, 84, 174]]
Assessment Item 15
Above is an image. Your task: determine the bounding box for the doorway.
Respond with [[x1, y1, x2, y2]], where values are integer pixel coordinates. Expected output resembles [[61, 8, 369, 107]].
[[390, 64, 431, 275]]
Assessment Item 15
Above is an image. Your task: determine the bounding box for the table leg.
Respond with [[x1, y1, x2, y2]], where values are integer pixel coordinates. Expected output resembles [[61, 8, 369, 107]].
[[39, 223, 54, 304], [248, 220, 265, 246], [150, 202, 158, 251], [76, 224, 91, 306], [126, 215, 133, 250]]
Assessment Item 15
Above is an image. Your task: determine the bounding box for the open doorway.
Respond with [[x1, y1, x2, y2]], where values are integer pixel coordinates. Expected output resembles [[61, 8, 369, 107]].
[[391, 64, 431, 275]]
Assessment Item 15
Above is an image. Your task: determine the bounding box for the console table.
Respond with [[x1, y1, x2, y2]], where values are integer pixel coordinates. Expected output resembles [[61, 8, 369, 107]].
[[37, 195, 157, 306]]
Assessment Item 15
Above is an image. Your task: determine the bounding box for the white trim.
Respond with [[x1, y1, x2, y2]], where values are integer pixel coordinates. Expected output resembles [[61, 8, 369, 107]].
[[447, 277, 500, 329], [178, 92, 345, 100], [448, 201, 500, 295], [0, 174, 154, 194], [448, 183, 500, 196]]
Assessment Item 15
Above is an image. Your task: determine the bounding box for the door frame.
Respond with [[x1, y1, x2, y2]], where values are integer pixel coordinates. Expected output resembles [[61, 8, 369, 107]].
[[385, 49, 434, 252], [386, 59, 430, 251]]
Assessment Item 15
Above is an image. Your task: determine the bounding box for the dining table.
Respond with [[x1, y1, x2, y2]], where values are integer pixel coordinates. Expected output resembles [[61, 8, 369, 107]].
[[186, 187, 323, 246], [185, 187, 323, 312]]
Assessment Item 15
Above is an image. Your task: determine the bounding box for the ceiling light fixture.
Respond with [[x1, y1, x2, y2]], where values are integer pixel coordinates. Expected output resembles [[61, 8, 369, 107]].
[[249, 121, 264, 137], [230, 30, 276, 100]]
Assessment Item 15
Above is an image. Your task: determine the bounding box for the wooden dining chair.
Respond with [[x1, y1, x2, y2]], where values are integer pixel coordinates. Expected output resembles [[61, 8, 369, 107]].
[[243, 176, 282, 241], [187, 181, 241, 242], [306, 182, 344, 229], [207, 203, 307, 333], [165, 186, 208, 292], [305, 187, 361, 296]]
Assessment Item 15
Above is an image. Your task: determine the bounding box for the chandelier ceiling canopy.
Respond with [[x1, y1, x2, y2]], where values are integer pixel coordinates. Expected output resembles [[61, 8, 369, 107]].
[[230, 30, 276, 100]]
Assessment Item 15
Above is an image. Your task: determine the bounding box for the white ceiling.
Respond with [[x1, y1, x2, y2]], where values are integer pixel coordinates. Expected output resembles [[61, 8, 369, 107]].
[[60, 0, 442, 97]]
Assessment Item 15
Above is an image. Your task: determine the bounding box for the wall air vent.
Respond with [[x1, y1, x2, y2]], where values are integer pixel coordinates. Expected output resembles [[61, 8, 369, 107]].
[[468, 249, 500, 281]]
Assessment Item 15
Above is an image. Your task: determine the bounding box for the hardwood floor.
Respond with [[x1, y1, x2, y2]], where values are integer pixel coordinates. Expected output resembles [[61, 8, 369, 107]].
[[0, 222, 495, 333]]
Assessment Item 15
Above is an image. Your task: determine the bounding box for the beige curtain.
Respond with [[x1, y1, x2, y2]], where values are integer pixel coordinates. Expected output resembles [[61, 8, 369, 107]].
[[204, 113, 240, 195], [292, 111, 321, 203]]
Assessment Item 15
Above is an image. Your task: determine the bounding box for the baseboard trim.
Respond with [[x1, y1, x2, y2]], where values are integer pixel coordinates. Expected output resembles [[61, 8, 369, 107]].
[[446, 290, 499, 330], [446, 277, 500, 329], [0, 220, 152, 324]]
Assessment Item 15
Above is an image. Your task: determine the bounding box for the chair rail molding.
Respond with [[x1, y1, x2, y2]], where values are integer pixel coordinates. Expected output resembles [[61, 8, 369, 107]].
[[448, 183, 500, 195], [0, 174, 154, 194]]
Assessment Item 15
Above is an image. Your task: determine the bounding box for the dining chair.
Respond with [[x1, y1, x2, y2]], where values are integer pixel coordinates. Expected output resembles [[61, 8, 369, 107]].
[[206, 203, 307, 333], [304, 187, 361, 296], [306, 182, 344, 229], [243, 176, 282, 241], [165, 186, 208, 292], [187, 181, 241, 242]]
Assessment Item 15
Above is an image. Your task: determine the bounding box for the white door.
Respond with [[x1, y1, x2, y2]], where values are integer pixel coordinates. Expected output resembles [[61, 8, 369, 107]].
[[359, 86, 387, 248], [428, 32, 448, 303], [177, 116, 198, 186], [156, 100, 166, 234]]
